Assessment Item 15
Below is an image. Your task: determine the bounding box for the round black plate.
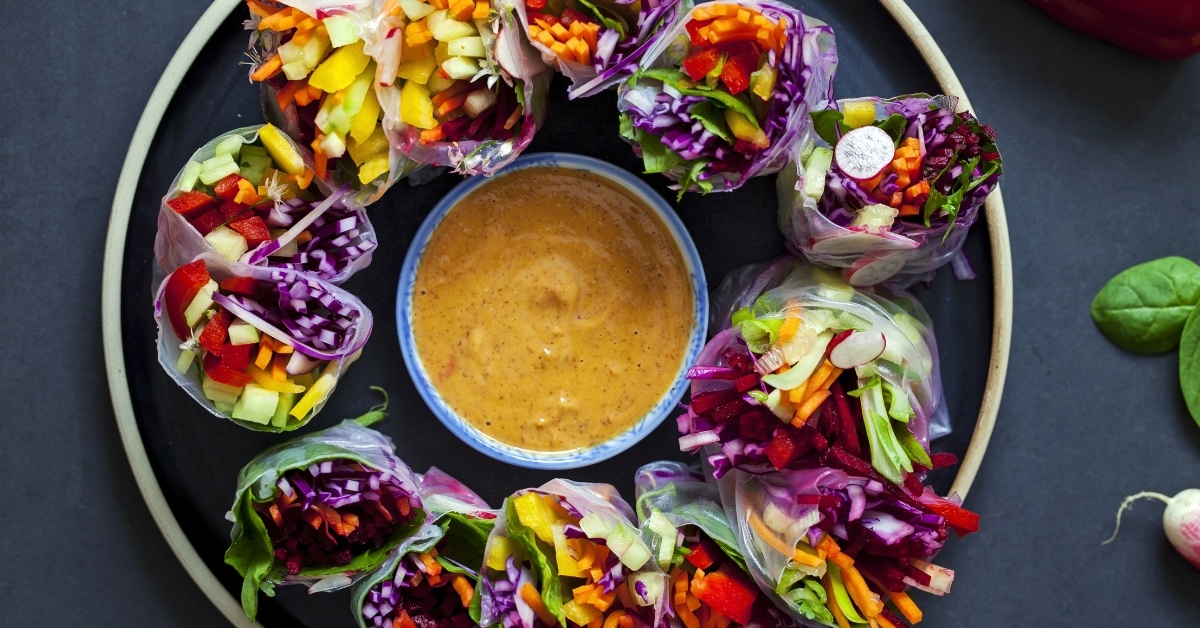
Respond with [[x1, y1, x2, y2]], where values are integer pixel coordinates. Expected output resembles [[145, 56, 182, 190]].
[[120, 2, 992, 625]]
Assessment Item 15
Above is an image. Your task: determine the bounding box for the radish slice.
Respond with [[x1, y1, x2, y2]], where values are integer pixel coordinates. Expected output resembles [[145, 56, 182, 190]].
[[834, 125, 895, 181], [846, 252, 907, 287], [829, 330, 886, 368], [1104, 489, 1200, 569], [810, 229, 920, 255]]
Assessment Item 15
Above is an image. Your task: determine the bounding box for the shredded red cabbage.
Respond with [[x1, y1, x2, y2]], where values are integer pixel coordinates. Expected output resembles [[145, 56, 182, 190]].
[[361, 543, 475, 628]]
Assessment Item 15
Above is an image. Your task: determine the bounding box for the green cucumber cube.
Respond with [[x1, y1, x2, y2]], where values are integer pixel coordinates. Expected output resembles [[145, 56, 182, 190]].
[[183, 280, 218, 328], [198, 153, 240, 186], [324, 14, 361, 48], [228, 320, 261, 346], [271, 391, 298, 427], [232, 384, 280, 425], [202, 375, 243, 407], [214, 135, 245, 160], [204, 226, 249, 261], [178, 160, 202, 193]]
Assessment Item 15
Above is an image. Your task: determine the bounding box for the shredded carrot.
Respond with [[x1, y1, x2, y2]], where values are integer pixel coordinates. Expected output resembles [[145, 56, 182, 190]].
[[431, 80, 474, 106], [397, 496, 411, 516], [906, 180, 931, 200], [276, 80, 306, 111], [255, 339, 274, 370], [251, 52, 283, 82], [420, 127, 445, 143], [275, 341, 295, 354], [268, 504, 284, 527], [297, 167, 314, 190], [580, 22, 599, 51], [418, 552, 442, 576], [449, 0, 475, 20], [245, 0, 278, 18], [405, 20, 434, 47], [887, 590, 923, 624], [503, 104, 522, 130], [822, 574, 852, 628], [271, 353, 288, 382], [820, 366, 843, 391], [898, 204, 920, 217], [436, 91, 472, 117], [519, 583, 558, 626], [791, 389, 830, 427], [840, 562, 884, 617], [473, 0, 491, 19], [817, 535, 846, 562], [393, 611, 418, 628], [313, 144, 328, 180], [676, 604, 701, 628], [747, 511, 825, 568], [778, 315, 802, 343]]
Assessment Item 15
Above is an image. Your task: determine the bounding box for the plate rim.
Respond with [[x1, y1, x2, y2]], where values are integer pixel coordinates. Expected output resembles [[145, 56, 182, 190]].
[[101, 0, 1011, 625]]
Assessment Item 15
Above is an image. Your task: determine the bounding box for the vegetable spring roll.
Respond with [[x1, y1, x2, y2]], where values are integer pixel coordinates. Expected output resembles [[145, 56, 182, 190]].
[[509, 0, 691, 98], [723, 467, 977, 627], [634, 462, 796, 628], [375, 0, 552, 175], [479, 480, 669, 627], [156, 125, 377, 285], [679, 260, 948, 484], [246, 0, 418, 205], [225, 418, 426, 621], [778, 94, 1003, 288], [616, 0, 836, 195], [154, 252, 372, 430], [353, 468, 498, 628]]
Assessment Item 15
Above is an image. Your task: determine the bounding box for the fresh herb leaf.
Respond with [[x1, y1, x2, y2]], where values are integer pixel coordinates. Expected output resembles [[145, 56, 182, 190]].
[[1179, 304, 1200, 429], [689, 100, 732, 143], [224, 491, 275, 621], [636, 129, 683, 174], [504, 499, 566, 625], [810, 109, 845, 145], [875, 113, 907, 145], [1092, 256, 1200, 353], [641, 68, 760, 129]]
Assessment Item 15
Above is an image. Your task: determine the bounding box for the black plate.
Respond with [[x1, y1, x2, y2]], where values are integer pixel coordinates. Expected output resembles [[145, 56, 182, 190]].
[[121, 2, 992, 625]]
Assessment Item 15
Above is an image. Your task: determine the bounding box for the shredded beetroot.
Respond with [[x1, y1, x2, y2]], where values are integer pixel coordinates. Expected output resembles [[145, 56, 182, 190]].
[[361, 544, 474, 628], [255, 459, 418, 575]]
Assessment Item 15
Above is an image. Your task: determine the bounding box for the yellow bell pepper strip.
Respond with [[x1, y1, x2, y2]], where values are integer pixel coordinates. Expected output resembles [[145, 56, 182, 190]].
[[246, 364, 307, 394], [289, 371, 337, 418]]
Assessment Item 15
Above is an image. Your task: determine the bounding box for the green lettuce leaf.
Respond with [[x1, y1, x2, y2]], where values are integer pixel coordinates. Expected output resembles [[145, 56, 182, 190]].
[[505, 499, 566, 626]]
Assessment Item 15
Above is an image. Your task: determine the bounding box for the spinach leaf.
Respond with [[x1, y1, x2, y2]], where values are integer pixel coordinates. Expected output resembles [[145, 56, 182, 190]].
[[1181, 305, 1200, 427], [876, 113, 907, 145], [635, 130, 683, 174], [810, 109, 844, 145], [1091, 256, 1200, 353]]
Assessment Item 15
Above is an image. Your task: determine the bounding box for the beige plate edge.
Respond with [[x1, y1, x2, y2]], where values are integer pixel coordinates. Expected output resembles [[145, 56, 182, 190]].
[[101, 0, 1011, 624]]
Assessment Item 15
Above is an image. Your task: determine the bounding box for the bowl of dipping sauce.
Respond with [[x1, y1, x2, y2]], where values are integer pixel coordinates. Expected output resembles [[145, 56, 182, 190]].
[[397, 153, 707, 469]]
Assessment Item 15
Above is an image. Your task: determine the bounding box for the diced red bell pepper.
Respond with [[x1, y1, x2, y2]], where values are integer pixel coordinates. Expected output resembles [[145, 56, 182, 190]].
[[682, 45, 723, 81], [163, 259, 211, 340], [190, 209, 226, 236], [220, 200, 249, 219], [924, 499, 980, 537], [203, 352, 253, 387], [686, 18, 715, 46], [221, 342, 253, 371], [199, 308, 233, 356], [228, 215, 272, 248], [525, 0, 546, 9], [220, 276, 260, 297], [765, 428, 800, 470], [718, 40, 760, 96], [213, 173, 247, 201], [559, 8, 593, 27], [684, 536, 720, 571], [690, 564, 758, 625], [166, 191, 219, 221]]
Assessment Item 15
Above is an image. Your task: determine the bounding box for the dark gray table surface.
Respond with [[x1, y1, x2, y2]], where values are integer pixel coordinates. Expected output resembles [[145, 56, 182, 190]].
[[4, 0, 1200, 625]]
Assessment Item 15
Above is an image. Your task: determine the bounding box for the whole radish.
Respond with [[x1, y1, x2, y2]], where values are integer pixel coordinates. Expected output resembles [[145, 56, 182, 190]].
[[1103, 489, 1200, 569]]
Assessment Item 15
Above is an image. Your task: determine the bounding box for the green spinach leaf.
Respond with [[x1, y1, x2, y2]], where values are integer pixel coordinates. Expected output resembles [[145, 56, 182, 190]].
[[1180, 303, 1200, 427], [1091, 256, 1200, 353]]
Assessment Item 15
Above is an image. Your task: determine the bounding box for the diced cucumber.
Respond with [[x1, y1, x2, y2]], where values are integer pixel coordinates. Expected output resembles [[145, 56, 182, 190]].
[[802, 146, 833, 200], [198, 153, 240, 186], [646, 510, 678, 568], [299, 33, 331, 70], [579, 513, 616, 539], [232, 383, 280, 425], [175, 348, 196, 374], [324, 14, 361, 48], [228, 320, 261, 346], [400, 0, 436, 20], [281, 60, 312, 81], [271, 391, 297, 427], [278, 38, 302, 66], [204, 226, 250, 261], [240, 144, 268, 159], [447, 36, 486, 58], [440, 56, 480, 80], [339, 65, 376, 121], [426, 72, 456, 95], [766, 387, 794, 420], [178, 160, 202, 193], [318, 132, 347, 159], [606, 525, 652, 570], [201, 375, 243, 406], [428, 10, 478, 42], [213, 135, 245, 160], [762, 330, 833, 389], [184, 280, 218, 328]]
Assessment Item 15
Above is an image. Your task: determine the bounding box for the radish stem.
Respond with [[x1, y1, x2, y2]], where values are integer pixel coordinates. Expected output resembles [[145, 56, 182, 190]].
[[1102, 491, 1172, 545]]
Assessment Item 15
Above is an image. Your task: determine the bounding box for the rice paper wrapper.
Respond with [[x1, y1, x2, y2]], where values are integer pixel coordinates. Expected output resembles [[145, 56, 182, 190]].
[[479, 480, 670, 627], [249, 0, 422, 206], [352, 468, 497, 628], [505, 0, 693, 99], [153, 252, 373, 431], [688, 259, 949, 477], [154, 126, 378, 285], [777, 94, 1003, 288], [616, 0, 837, 194], [225, 420, 426, 620], [378, 7, 552, 176], [633, 461, 748, 573]]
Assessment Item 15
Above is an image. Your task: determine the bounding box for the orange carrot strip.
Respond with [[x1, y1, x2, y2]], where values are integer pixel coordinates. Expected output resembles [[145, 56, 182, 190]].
[[503, 104, 522, 130], [420, 127, 445, 143], [429, 0, 448, 9], [271, 353, 288, 382], [574, 583, 596, 604], [822, 574, 852, 628], [677, 604, 701, 628], [581, 23, 599, 51], [860, 172, 884, 191], [791, 389, 830, 427], [436, 90, 472, 117], [906, 180, 931, 199], [473, 0, 491, 19], [255, 340, 274, 370], [449, 0, 475, 21], [297, 167, 314, 190], [431, 80, 474, 106], [520, 583, 558, 626], [450, 575, 475, 606], [820, 367, 843, 392], [276, 80, 306, 110], [536, 30, 557, 48], [250, 52, 283, 81], [275, 340, 296, 352], [889, 191, 904, 207], [887, 590, 923, 624], [312, 142, 328, 180], [747, 511, 824, 567], [840, 562, 884, 617], [898, 204, 920, 217], [245, 0, 278, 18], [418, 551, 442, 576], [778, 316, 802, 343]]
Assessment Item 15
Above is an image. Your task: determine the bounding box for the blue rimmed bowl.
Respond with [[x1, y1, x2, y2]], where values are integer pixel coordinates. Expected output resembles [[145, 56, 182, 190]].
[[396, 152, 708, 469]]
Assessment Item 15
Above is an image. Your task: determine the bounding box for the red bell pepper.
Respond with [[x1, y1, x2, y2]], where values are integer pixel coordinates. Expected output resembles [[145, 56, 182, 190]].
[[684, 537, 719, 570], [203, 352, 253, 387], [229, 215, 272, 248], [162, 259, 211, 340], [220, 276, 260, 297], [213, 173, 247, 201], [166, 191, 219, 221], [682, 46, 723, 81], [199, 308, 233, 356], [220, 200, 249, 219], [923, 499, 980, 537], [686, 18, 714, 46], [221, 343, 253, 371], [690, 564, 758, 625], [765, 428, 800, 470], [191, 209, 226, 236], [718, 40, 760, 96], [1028, 0, 1200, 60]]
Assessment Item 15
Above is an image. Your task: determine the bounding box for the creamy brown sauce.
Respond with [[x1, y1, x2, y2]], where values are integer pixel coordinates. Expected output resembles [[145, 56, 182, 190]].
[[412, 167, 693, 452]]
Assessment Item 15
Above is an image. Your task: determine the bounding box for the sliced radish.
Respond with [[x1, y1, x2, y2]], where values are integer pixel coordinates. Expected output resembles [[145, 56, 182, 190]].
[[494, 24, 547, 79], [834, 125, 895, 181], [826, 329, 854, 353], [845, 252, 907, 287], [810, 229, 919, 255], [829, 330, 885, 368]]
